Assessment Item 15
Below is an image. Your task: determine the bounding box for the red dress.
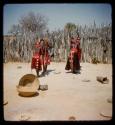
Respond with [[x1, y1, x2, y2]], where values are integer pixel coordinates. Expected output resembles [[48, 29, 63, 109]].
[[65, 36, 81, 71], [31, 41, 42, 70], [69, 37, 81, 61], [75, 37, 82, 61], [31, 41, 51, 70]]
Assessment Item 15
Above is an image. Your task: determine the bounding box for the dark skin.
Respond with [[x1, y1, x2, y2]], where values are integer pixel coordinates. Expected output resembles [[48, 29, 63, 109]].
[[65, 35, 81, 73], [40, 39, 50, 75], [34, 38, 52, 77]]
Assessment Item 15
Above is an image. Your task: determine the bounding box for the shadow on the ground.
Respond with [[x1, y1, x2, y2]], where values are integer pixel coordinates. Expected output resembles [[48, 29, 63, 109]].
[[66, 71, 81, 74], [39, 69, 55, 77], [46, 69, 56, 74], [18, 92, 39, 98]]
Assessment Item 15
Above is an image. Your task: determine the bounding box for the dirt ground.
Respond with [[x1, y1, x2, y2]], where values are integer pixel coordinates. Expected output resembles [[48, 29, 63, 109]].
[[3, 62, 112, 121]]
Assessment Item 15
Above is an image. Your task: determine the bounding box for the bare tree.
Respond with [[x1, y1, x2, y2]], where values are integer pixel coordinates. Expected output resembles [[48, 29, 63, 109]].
[[4, 12, 48, 62]]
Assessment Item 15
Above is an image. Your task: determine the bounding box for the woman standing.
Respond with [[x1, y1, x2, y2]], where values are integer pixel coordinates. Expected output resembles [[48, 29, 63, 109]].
[[65, 34, 81, 73]]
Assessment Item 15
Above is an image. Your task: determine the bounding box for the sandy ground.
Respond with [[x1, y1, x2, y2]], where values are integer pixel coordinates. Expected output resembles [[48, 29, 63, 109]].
[[3, 62, 112, 121]]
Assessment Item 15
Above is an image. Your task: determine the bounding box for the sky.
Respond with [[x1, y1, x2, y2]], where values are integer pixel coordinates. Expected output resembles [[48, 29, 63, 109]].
[[3, 3, 112, 35]]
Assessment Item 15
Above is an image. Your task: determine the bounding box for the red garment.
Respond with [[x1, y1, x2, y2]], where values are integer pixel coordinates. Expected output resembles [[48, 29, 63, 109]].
[[77, 48, 82, 61], [31, 41, 42, 70], [31, 40, 51, 70], [69, 49, 77, 63], [69, 36, 82, 61], [41, 41, 51, 65], [70, 37, 80, 49], [35, 41, 40, 48], [34, 41, 41, 55], [41, 48, 51, 65], [31, 55, 42, 70], [76, 37, 81, 61]]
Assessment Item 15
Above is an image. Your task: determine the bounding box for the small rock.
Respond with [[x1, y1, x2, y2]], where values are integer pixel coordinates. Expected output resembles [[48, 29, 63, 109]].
[[39, 84, 48, 91], [107, 98, 112, 103], [54, 72, 61, 74], [82, 79, 90, 82], [97, 76, 109, 84], [17, 66, 22, 69], [19, 114, 31, 121], [100, 110, 112, 119], [3, 100, 8, 106], [68, 116, 76, 120]]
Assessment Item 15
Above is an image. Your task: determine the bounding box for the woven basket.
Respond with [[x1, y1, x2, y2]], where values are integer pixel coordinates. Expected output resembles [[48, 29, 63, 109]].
[[17, 74, 39, 97]]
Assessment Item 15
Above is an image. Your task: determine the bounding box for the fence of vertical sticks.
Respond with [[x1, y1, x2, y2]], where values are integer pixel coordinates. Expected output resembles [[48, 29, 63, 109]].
[[3, 24, 112, 64]]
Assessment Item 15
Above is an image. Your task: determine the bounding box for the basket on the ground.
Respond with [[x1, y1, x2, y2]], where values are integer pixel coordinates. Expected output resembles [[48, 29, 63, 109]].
[[17, 74, 39, 97]]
